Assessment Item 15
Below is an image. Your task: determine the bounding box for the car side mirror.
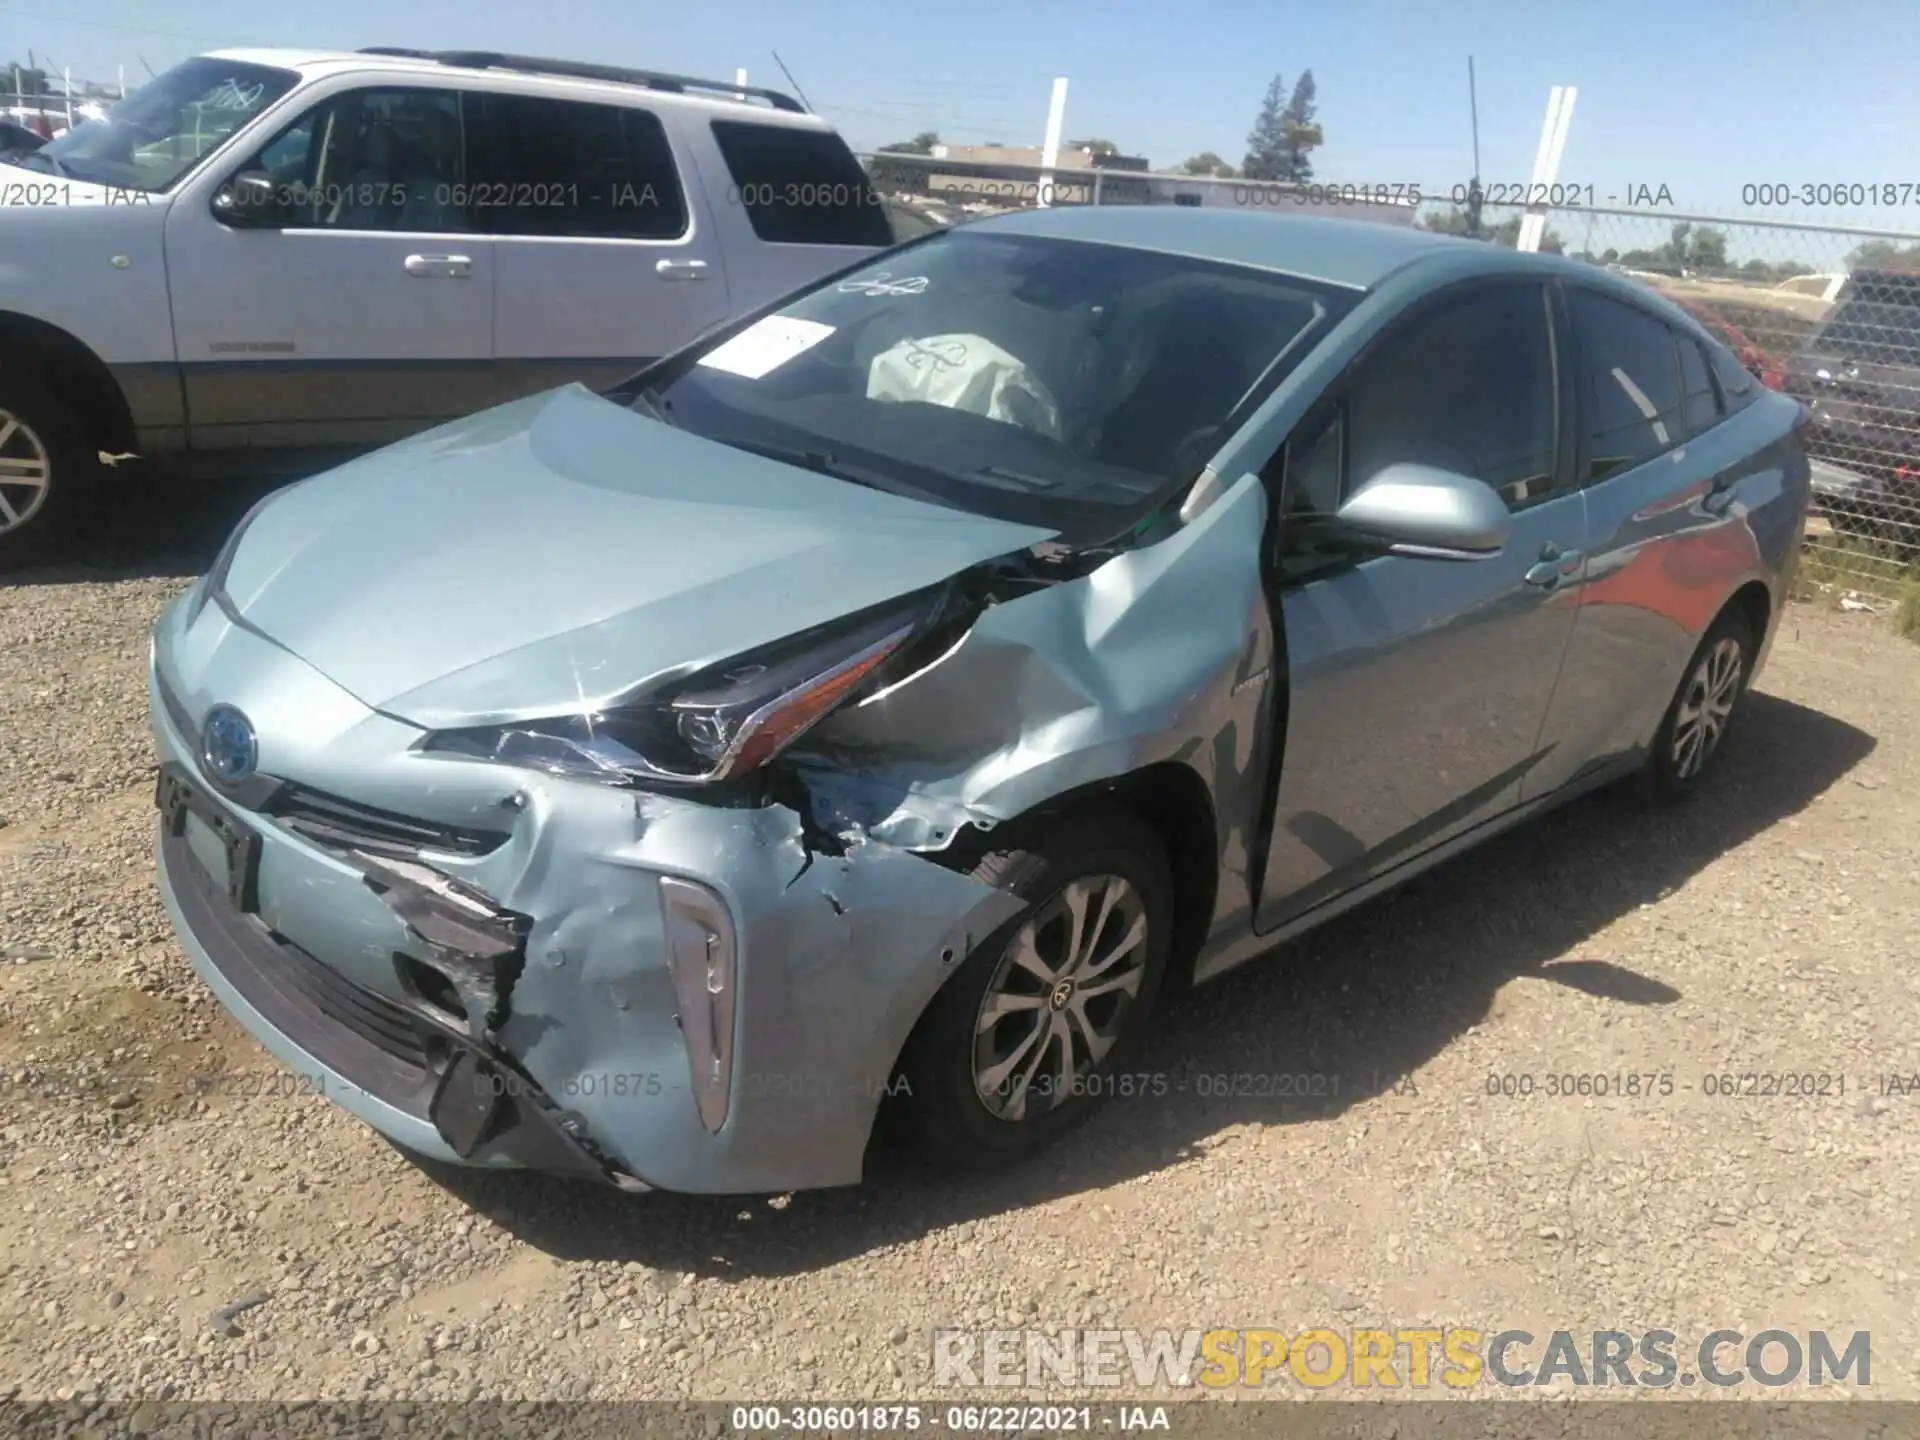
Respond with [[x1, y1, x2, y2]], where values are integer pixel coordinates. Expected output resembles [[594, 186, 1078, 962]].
[[211, 169, 282, 228], [1335, 462, 1511, 559]]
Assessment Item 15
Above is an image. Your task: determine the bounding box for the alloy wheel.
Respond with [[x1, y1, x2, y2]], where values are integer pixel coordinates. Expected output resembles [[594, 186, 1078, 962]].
[[0, 410, 51, 537], [972, 873, 1150, 1122], [1671, 635, 1744, 780]]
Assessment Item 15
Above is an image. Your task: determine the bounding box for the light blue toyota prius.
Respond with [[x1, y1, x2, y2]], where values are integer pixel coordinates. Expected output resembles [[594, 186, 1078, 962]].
[[150, 207, 1812, 1195]]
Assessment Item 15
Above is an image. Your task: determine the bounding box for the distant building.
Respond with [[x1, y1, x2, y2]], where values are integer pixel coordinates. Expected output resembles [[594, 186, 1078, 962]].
[[929, 142, 1149, 172], [865, 147, 1421, 229]]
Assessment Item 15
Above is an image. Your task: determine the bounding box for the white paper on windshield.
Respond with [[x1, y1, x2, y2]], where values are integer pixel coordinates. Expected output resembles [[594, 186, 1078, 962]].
[[697, 316, 836, 380]]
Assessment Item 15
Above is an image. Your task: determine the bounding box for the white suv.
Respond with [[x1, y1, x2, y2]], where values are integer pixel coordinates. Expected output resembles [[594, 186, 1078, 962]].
[[0, 47, 895, 565]]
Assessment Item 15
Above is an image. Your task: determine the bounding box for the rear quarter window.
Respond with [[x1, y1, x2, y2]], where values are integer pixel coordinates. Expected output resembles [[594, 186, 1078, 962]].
[[1705, 339, 1758, 412], [709, 120, 894, 247]]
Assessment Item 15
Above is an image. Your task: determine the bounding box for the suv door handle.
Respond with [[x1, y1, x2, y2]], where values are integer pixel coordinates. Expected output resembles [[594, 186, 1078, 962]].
[[655, 259, 709, 280], [404, 254, 472, 278], [1703, 475, 1738, 515], [404, 253, 472, 278], [1524, 544, 1585, 588]]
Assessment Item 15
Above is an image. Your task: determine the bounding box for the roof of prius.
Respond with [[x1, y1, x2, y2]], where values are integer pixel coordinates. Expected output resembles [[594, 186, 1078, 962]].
[[979, 206, 1536, 291], [200, 47, 822, 123]]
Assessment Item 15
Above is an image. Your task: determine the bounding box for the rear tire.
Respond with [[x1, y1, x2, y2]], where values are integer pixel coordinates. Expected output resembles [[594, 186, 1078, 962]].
[[1639, 606, 1755, 805], [896, 807, 1174, 1173], [0, 375, 101, 570]]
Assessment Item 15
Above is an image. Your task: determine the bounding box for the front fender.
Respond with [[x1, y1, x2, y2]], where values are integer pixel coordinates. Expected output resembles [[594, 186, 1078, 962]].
[[0, 199, 174, 368], [800, 472, 1276, 941]]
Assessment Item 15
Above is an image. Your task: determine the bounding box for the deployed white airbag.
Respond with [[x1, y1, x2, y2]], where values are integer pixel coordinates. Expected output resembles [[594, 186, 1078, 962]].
[[867, 333, 1062, 440]]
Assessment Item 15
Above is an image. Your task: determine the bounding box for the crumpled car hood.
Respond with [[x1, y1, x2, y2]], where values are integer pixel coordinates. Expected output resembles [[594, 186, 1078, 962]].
[[220, 384, 1056, 729]]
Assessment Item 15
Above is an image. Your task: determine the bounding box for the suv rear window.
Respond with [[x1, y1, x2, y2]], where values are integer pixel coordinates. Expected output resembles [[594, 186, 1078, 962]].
[[1812, 271, 1920, 368], [709, 120, 893, 247]]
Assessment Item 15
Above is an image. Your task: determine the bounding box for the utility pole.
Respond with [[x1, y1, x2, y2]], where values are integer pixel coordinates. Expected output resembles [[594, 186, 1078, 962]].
[[1035, 77, 1068, 208], [1516, 86, 1577, 253], [1464, 57, 1483, 239]]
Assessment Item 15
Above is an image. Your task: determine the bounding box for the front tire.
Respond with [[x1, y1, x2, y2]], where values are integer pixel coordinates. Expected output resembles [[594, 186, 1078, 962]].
[[1640, 606, 1755, 805], [0, 376, 101, 570], [897, 807, 1174, 1172]]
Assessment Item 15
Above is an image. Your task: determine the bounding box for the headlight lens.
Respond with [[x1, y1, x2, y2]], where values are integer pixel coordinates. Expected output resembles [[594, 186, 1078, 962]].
[[420, 592, 943, 787]]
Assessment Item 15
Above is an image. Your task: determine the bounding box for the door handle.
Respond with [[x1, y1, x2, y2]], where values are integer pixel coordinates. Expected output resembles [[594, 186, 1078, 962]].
[[1525, 544, 1585, 588], [404, 254, 472, 278], [655, 258, 709, 280], [1703, 476, 1738, 515]]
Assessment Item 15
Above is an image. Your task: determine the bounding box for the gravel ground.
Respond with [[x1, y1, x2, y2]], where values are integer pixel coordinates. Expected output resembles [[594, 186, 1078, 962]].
[[2, 494, 1917, 1411]]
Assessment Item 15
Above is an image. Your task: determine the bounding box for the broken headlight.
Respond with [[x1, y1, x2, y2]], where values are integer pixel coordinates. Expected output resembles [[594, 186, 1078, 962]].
[[419, 592, 944, 787]]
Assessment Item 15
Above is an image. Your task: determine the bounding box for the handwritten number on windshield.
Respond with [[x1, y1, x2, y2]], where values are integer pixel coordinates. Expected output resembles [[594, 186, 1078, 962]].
[[838, 272, 930, 296], [202, 80, 266, 111]]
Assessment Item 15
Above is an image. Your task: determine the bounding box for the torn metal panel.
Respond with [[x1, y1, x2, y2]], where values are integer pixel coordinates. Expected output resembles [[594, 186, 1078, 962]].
[[423, 780, 1025, 1194], [798, 471, 1275, 940], [357, 854, 530, 1043]]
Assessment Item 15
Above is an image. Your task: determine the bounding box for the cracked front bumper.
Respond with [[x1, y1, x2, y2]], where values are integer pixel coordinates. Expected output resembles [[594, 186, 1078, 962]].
[[149, 599, 1022, 1195]]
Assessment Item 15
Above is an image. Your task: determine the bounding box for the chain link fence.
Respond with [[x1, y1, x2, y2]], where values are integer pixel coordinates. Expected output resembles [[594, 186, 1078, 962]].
[[860, 154, 1920, 604]]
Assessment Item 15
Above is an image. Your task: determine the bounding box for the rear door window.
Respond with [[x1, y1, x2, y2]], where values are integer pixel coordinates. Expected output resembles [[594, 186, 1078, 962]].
[[1568, 288, 1686, 482], [467, 93, 688, 240], [709, 120, 893, 246]]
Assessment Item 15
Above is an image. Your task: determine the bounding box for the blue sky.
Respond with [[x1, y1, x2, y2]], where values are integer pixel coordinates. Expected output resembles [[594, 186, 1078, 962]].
[[9, 0, 1920, 252]]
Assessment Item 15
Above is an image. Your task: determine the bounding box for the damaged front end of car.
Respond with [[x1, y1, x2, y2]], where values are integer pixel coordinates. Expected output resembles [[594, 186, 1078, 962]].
[[152, 436, 1273, 1195]]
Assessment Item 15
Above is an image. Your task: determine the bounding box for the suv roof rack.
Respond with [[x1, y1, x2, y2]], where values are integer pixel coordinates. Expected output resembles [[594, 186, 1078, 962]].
[[355, 48, 809, 113]]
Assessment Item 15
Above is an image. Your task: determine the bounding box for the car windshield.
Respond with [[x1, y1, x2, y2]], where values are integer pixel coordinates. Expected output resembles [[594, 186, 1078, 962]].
[[641, 229, 1346, 541], [1812, 277, 1920, 368], [17, 57, 297, 192]]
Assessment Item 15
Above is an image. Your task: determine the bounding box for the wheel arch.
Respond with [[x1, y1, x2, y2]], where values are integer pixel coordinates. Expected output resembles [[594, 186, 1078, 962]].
[[1727, 577, 1772, 651], [925, 759, 1222, 998], [0, 311, 137, 454]]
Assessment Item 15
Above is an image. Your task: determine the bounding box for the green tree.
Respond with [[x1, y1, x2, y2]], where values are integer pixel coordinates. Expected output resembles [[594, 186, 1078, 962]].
[[1241, 74, 1290, 181], [1848, 239, 1920, 270], [1279, 70, 1319, 183], [1687, 227, 1730, 274], [1067, 137, 1119, 157], [878, 131, 939, 155], [1178, 151, 1234, 177], [1659, 221, 1692, 270], [1242, 72, 1324, 183]]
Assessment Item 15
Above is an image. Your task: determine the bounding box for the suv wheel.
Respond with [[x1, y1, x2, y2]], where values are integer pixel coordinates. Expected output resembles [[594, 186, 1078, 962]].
[[896, 808, 1174, 1172], [0, 376, 100, 569]]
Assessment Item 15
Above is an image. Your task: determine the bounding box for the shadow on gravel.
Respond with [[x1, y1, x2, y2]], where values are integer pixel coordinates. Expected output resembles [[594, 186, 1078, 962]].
[[419, 689, 1876, 1275], [3, 466, 284, 586]]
